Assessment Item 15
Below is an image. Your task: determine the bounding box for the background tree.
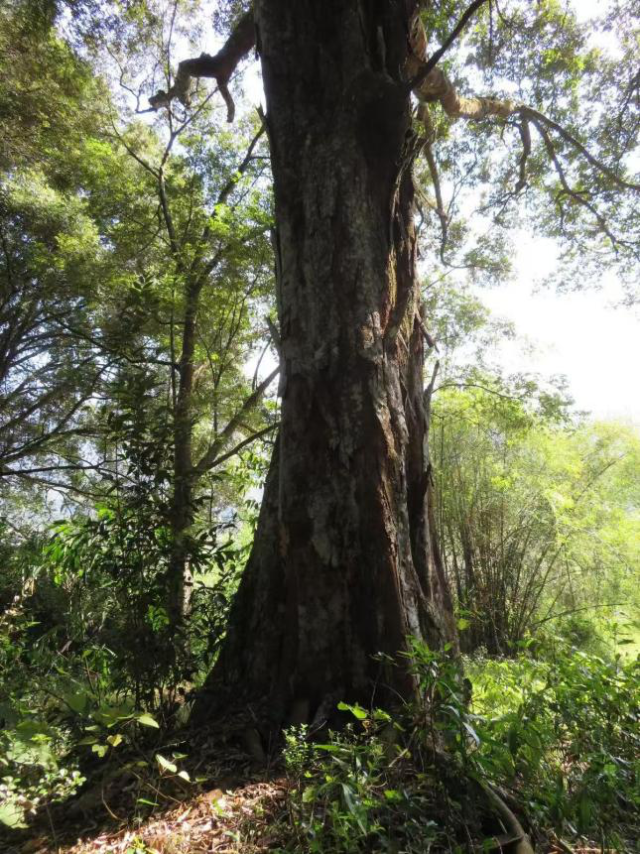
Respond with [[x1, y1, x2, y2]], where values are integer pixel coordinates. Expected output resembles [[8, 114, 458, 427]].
[[432, 388, 640, 653], [1, 0, 280, 687], [0, 4, 116, 502], [85, 5, 279, 628]]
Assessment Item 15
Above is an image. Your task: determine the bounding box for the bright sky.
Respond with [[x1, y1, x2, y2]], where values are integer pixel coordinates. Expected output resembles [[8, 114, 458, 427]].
[[476, 246, 640, 423]]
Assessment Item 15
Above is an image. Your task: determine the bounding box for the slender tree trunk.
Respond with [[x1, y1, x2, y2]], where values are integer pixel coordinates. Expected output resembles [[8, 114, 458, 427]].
[[167, 281, 202, 627], [197, 0, 456, 726]]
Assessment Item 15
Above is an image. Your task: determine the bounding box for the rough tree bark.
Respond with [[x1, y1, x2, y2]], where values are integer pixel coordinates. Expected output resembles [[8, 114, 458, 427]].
[[195, 0, 457, 727]]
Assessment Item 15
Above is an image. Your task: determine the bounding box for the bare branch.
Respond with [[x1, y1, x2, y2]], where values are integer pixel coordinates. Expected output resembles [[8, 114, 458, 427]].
[[193, 365, 279, 476], [515, 117, 531, 194], [532, 118, 620, 249], [533, 602, 626, 628], [521, 106, 640, 193], [265, 316, 281, 355], [150, 10, 255, 121], [215, 125, 265, 209], [200, 422, 278, 471], [424, 140, 448, 260], [108, 120, 160, 179], [251, 339, 271, 390]]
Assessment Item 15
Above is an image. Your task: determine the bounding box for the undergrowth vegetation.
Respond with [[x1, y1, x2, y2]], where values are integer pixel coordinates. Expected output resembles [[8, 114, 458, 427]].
[[282, 638, 639, 853], [1, 517, 638, 852]]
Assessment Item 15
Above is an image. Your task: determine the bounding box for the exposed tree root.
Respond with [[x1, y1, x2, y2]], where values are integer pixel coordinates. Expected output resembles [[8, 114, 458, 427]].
[[478, 779, 535, 854]]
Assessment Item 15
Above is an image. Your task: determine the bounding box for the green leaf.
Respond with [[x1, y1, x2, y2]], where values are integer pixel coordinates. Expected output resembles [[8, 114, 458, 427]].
[[92, 743, 108, 758], [94, 705, 129, 726], [337, 701, 368, 720], [177, 769, 191, 782], [463, 721, 481, 745], [107, 733, 123, 747], [0, 801, 27, 829], [578, 792, 592, 831], [341, 782, 356, 813], [372, 709, 392, 722], [507, 725, 519, 756], [136, 713, 160, 728], [155, 753, 177, 774], [65, 691, 88, 713]]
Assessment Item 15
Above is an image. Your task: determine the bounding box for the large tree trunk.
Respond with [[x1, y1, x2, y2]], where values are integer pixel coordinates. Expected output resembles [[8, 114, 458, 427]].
[[197, 0, 456, 726]]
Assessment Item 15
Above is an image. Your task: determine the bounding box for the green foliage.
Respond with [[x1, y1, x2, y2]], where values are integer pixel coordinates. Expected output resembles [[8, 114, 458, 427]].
[[468, 639, 639, 846], [283, 639, 639, 852], [416, 0, 640, 298], [0, 0, 638, 844], [0, 720, 85, 829], [0, 571, 86, 829], [0, 516, 202, 830], [41, 494, 246, 702], [281, 647, 483, 852], [0, 0, 103, 170], [433, 386, 640, 654], [283, 717, 444, 853], [0, 28, 271, 802]]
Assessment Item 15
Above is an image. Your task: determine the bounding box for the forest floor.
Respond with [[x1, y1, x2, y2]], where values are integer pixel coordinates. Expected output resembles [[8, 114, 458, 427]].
[[0, 757, 623, 854], [1, 710, 635, 854], [2, 774, 612, 854], [1, 739, 292, 854], [21, 775, 290, 854]]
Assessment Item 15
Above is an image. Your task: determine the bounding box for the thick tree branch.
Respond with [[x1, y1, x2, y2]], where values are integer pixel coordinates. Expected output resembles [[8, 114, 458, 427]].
[[407, 0, 492, 94], [415, 70, 517, 122], [425, 146, 448, 258], [150, 10, 255, 121], [416, 104, 449, 258], [409, 8, 517, 130], [408, 12, 639, 205], [515, 118, 532, 194]]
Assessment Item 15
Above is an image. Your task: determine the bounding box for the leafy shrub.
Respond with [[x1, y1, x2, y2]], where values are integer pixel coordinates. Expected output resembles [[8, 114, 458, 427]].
[[0, 504, 245, 831], [552, 614, 606, 653], [0, 718, 85, 830], [283, 710, 444, 854], [281, 645, 479, 853]]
